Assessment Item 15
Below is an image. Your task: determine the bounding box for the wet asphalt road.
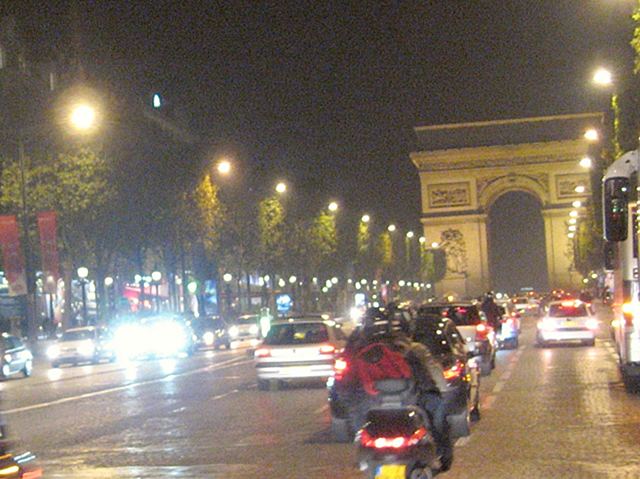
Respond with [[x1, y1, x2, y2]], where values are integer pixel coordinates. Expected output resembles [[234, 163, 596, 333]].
[[2, 306, 640, 478]]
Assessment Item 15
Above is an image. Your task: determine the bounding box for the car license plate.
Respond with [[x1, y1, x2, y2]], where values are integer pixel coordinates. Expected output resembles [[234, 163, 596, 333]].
[[375, 464, 406, 479], [564, 320, 576, 327]]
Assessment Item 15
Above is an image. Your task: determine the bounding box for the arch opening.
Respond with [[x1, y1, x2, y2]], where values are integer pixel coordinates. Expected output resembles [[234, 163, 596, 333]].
[[487, 191, 548, 293]]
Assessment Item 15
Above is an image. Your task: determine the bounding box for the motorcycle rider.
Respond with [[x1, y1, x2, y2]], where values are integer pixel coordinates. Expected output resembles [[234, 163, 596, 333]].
[[346, 305, 453, 471], [481, 291, 502, 332]]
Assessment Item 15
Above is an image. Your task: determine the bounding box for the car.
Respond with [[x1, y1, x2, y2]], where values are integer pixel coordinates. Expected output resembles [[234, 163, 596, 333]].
[[112, 315, 196, 359], [227, 314, 262, 344], [512, 296, 539, 315], [254, 318, 348, 390], [417, 302, 496, 376], [496, 304, 521, 349], [192, 316, 230, 350], [47, 326, 116, 367], [536, 299, 598, 347], [413, 314, 481, 438], [0, 333, 33, 379]]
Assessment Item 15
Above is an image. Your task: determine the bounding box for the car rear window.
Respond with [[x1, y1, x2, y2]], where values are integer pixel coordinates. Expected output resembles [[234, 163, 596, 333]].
[[515, 298, 528, 304], [548, 304, 588, 317], [235, 316, 259, 325], [263, 323, 329, 345], [62, 330, 94, 341], [414, 318, 452, 356]]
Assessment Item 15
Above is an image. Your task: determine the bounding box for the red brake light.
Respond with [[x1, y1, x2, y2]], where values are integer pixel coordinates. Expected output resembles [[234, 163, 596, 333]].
[[476, 323, 486, 332], [360, 427, 427, 449], [319, 344, 336, 355], [475, 323, 492, 340], [333, 357, 349, 381], [255, 348, 271, 358], [443, 360, 464, 380]]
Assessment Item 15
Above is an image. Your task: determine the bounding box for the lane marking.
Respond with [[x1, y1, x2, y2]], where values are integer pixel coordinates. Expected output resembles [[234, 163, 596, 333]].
[[2, 357, 252, 415], [492, 380, 505, 394], [314, 404, 329, 415], [455, 436, 471, 447], [211, 389, 239, 401]]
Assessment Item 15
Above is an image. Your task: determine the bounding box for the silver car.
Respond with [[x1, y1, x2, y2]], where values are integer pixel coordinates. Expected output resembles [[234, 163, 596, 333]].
[[254, 318, 348, 390], [47, 326, 116, 367], [536, 300, 598, 346]]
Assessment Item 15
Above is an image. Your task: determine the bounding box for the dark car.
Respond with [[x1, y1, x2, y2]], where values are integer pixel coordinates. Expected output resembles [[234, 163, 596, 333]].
[[0, 333, 33, 379], [418, 302, 496, 375], [192, 316, 231, 350], [413, 314, 480, 438]]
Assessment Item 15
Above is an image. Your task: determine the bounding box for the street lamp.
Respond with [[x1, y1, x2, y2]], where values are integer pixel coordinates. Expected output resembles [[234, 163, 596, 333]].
[[328, 201, 339, 212], [593, 67, 613, 87], [387, 224, 396, 233], [579, 156, 593, 169], [77, 267, 89, 325], [223, 273, 233, 315], [275, 182, 287, 194], [361, 214, 370, 223], [216, 159, 232, 175], [69, 103, 97, 133]]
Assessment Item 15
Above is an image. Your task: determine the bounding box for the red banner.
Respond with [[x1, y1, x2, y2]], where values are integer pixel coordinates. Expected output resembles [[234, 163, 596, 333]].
[[37, 211, 60, 294], [0, 215, 27, 296]]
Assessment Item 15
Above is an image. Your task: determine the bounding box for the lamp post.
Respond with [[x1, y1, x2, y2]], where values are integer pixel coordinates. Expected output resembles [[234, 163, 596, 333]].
[[223, 273, 233, 316], [77, 267, 89, 325], [151, 271, 162, 312]]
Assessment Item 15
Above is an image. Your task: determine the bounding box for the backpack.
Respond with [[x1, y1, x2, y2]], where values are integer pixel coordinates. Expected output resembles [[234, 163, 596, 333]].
[[352, 341, 413, 396]]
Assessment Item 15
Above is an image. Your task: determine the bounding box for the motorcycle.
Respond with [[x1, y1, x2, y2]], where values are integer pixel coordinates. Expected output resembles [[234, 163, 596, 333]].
[[355, 379, 441, 479], [0, 452, 41, 478]]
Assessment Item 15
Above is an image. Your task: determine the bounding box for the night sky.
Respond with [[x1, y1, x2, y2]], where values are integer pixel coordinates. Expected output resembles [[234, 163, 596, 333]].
[[3, 0, 637, 288]]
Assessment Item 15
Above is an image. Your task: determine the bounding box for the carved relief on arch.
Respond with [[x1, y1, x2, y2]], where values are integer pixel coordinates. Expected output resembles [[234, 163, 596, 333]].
[[477, 173, 549, 210]]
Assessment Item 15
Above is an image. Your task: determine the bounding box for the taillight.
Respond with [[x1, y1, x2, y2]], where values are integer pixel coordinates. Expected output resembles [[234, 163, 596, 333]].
[[443, 360, 464, 381], [359, 427, 427, 449], [475, 323, 492, 340], [254, 348, 271, 358], [333, 357, 348, 381], [319, 344, 336, 355]]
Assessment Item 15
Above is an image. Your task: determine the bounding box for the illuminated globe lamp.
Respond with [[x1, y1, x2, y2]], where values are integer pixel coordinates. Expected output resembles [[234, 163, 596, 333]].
[[77, 267, 89, 325]]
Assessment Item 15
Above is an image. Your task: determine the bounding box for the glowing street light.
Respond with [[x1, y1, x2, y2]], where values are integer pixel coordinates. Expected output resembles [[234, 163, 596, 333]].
[[569, 218, 577, 225], [387, 224, 396, 233], [361, 214, 370, 223], [568, 232, 576, 239], [223, 273, 233, 282], [431, 242, 440, 248], [419, 236, 426, 244], [328, 201, 339, 212], [572, 200, 582, 208], [275, 182, 287, 194], [406, 231, 415, 239], [593, 67, 613, 87], [569, 210, 579, 218], [77, 267, 89, 325], [217, 159, 232, 175], [584, 128, 599, 142], [69, 104, 97, 132], [574, 185, 586, 194], [579, 156, 593, 169], [568, 225, 577, 232]]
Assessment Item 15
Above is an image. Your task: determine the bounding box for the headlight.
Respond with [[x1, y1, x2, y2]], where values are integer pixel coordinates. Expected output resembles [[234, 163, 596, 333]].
[[228, 326, 239, 338], [47, 344, 60, 359], [203, 331, 215, 346], [249, 324, 259, 336], [2, 354, 10, 363], [78, 340, 96, 356]]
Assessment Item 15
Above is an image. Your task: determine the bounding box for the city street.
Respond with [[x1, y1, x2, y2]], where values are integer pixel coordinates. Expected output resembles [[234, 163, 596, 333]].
[[2, 308, 639, 478]]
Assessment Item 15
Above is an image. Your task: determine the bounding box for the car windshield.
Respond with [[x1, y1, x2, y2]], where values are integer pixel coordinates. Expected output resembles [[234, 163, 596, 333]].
[[414, 318, 452, 356], [548, 304, 588, 317], [263, 323, 329, 345], [62, 330, 94, 341]]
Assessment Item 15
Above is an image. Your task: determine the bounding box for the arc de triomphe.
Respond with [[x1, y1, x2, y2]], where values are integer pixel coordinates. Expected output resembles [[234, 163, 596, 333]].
[[411, 113, 601, 298]]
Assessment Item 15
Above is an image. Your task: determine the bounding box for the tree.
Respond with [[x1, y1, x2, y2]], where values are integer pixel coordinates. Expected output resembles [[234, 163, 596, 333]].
[[0, 146, 117, 325], [257, 196, 285, 309]]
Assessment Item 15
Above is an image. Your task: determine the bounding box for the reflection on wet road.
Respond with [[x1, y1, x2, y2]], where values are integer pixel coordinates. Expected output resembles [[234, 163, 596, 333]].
[[3, 308, 640, 478]]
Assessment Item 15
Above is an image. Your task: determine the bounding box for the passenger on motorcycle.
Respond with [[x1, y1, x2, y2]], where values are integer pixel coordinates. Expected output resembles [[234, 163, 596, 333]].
[[345, 305, 453, 470]]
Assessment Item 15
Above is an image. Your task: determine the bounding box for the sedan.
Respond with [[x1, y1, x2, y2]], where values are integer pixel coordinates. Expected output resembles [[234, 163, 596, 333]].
[[0, 333, 33, 379], [48, 326, 116, 367], [536, 300, 598, 347], [254, 318, 348, 390]]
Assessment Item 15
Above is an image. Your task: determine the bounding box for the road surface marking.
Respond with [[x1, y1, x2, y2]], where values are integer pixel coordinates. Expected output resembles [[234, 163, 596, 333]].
[[314, 404, 329, 415], [455, 436, 471, 447], [2, 357, 252, 415], [211, 389, 239, 401]]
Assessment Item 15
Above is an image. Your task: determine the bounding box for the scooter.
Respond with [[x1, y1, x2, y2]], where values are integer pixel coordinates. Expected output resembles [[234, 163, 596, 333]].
[[355, 379, 441, 479]]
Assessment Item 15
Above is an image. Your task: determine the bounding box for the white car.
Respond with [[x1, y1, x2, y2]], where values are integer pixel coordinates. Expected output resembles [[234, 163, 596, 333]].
[[254, 318, 347, 390], [48, 326, 116, 367], [536, 300, 597, 347]]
